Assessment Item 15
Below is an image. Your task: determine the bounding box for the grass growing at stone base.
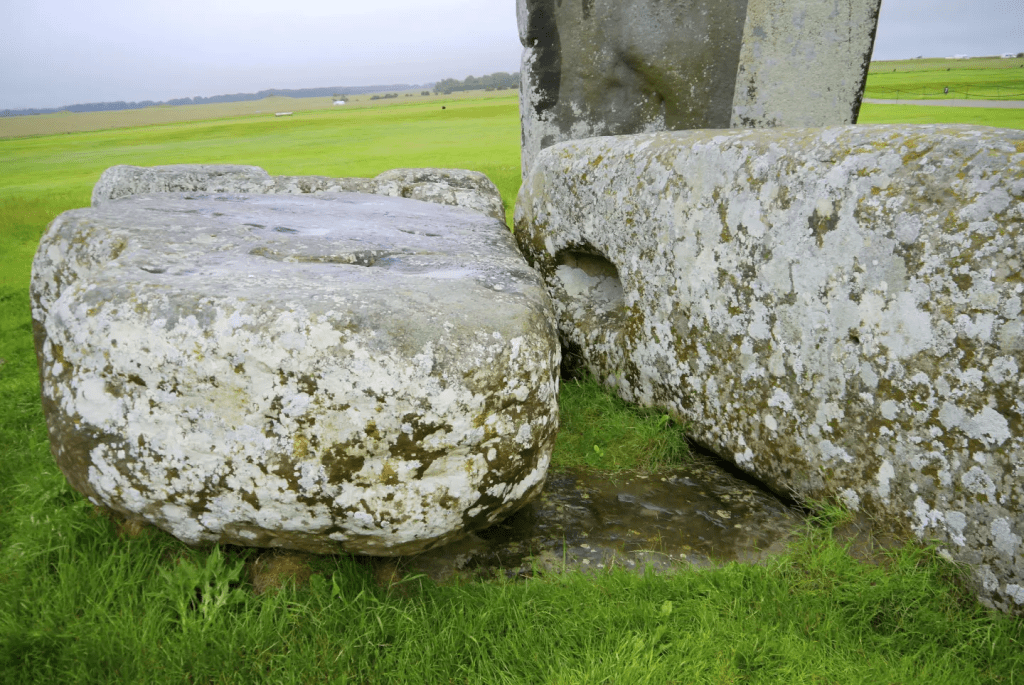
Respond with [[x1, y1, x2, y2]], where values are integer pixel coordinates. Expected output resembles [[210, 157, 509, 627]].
[[2, 91, 1024, 683], [553, 373, 691, 472]]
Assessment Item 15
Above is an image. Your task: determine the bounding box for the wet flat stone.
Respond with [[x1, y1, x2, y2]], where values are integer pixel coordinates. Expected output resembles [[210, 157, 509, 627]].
[[406, 460, 806, 581]]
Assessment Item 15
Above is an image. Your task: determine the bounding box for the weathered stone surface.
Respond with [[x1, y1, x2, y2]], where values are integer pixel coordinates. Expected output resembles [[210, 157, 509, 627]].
[[92, 164, 507, 222], [515, 125, 1024, 612], [518, 0, 882, 174], [729, 0, 881, 129], [32, 192, 560, 555]]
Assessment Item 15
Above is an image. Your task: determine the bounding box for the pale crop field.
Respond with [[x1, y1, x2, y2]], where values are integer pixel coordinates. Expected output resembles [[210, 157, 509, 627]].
[[1, 90, 1022, 683]]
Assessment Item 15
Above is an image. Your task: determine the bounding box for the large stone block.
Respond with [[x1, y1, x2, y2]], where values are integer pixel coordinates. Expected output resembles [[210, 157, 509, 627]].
[[92, 164, 507, 222], [515, 125, 1024, 612], [32, 192, 560, 555], [518, 0, 882, 174]]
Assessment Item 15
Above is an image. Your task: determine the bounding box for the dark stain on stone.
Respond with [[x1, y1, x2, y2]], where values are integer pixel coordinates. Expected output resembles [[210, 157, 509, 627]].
[[581, 0, 593, 20], [240, 489, 261, 510], [323, 443, 366, 483], [808, 206, 841, 248], [953, 273, 974, 291], [523, 0, 562, 118], [390, 428, 447, 463]]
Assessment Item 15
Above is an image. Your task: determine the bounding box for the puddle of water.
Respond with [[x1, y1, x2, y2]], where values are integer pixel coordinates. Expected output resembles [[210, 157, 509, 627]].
[[406, 461, 806, 582]]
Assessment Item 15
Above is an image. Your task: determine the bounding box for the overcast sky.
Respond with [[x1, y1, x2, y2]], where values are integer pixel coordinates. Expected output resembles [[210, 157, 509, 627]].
[[1, 0, 1021, 111]]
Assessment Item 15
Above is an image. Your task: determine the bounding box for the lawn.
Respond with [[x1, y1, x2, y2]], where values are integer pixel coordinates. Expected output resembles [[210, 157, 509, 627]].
[[865, 56, 1024, 100], [0, 88, 508, 139], [1, 91, 1022, 683], [859, 102, 1024, 129]]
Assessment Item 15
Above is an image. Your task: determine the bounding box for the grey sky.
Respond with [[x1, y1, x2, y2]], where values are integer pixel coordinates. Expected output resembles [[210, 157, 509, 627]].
[[0, 0, 1020, 111]]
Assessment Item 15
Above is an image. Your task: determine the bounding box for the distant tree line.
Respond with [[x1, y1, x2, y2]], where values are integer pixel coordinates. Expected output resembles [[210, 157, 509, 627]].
[[1, 83, 433, 117], [433, 72, 520, 95]]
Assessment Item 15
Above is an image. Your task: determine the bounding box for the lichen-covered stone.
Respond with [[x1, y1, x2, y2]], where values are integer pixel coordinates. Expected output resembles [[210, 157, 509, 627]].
[[517, 0, 882, 174], [91, 164, 507, 222], [515, 124, 1024, 612], [32, 192, 560, 555]]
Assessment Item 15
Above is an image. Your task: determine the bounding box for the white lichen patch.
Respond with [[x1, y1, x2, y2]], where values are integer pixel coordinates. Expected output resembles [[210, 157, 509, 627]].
[[515, 124, 1024, 613], [31, 191, 560, 556]]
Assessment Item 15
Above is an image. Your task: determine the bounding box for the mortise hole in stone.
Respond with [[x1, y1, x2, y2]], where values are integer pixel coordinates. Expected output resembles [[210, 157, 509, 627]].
[[554, 249, 625, 316]]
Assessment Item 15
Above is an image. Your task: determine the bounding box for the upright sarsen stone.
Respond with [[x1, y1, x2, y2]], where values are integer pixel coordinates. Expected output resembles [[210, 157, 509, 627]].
[[515, 125, 1024, 612], [32, 192, 560, 555], [730, 0, 882, 128], [518, 0, 882, 174]]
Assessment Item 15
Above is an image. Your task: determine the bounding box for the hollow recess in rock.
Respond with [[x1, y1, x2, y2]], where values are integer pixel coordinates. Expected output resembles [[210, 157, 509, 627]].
[[554, 249, 625, 320]]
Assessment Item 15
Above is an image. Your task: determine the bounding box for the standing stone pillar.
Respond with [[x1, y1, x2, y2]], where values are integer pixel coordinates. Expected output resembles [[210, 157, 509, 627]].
[[518, 0, 883, 175]]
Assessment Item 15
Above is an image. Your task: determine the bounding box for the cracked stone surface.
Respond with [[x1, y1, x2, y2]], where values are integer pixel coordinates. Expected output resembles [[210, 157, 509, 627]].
[[31, 191, 560, 555]]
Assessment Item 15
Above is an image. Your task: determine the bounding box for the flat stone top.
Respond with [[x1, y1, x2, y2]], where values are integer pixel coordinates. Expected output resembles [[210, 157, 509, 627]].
[[34, 192, 552, 365]]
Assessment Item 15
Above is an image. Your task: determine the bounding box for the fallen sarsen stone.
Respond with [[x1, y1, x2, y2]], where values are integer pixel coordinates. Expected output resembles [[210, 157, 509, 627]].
[[32, 191, 560, 555]]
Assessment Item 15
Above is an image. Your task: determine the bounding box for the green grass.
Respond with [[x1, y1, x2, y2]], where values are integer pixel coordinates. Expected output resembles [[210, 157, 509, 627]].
[[555, 374, 691, 472], [0, 93, 522, 287], [2, 91, 1023, 683], [0, 88, 509, 139], [866, 56, 1024, 100], [858, 102, 1024, 129]]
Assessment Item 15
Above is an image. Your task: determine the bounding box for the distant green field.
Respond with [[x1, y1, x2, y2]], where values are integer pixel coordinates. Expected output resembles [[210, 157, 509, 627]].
[[0, 88, 510, 139], [0, 93, 522, 289], [866, 56, 1024, 100]]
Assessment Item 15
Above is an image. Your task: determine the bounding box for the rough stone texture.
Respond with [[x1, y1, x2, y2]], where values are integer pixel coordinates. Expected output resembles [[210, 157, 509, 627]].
[[730, 0, 881, 128], [32, 192, 560, 556], [515, 125, 1024, 612], [91, 164, 507, 223], [517, 0, 882, 175]]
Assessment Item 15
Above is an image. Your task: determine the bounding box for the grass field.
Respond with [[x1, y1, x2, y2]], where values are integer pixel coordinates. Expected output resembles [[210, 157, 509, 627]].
[[2, 90, 1023, 682], [866, 56, 1024, 100], [0, 88, 507, 139], [859, 102, 1024, 129]]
